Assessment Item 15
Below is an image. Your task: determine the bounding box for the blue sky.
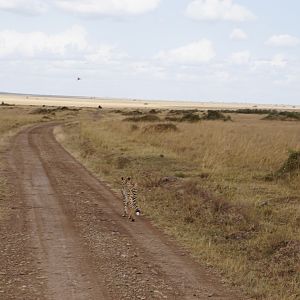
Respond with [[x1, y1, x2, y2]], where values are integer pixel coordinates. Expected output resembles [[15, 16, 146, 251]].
[[0, 0, 299, 105]]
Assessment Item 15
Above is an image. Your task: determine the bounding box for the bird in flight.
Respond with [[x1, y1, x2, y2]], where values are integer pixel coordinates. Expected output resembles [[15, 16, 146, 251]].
[[77, 77, 81, 81]]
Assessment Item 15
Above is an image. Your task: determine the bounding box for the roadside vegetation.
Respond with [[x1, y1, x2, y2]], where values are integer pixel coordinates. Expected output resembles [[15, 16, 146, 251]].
[[58, 108, 300, 300], [0, 106, 41, 135], [0, 104, 80, 135]]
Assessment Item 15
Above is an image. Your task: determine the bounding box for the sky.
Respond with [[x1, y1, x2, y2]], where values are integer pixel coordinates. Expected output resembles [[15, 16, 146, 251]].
[[0, 0, 299, 105]]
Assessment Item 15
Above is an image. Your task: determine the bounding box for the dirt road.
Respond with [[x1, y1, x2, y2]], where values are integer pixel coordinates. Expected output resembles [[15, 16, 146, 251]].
[[1, 123, 243, 299]]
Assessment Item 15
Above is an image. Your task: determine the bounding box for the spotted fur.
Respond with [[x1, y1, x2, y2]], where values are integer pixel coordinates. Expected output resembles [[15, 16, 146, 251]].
[[121, 177, 141, 221]]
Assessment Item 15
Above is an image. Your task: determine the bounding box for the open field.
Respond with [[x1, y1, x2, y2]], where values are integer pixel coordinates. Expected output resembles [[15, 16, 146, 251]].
[[57, 107, 300, 299], [0, 104, 299, 299], [0, 104, 79, 138], [0, 105, 245, 299], [1, 92, 300, 110]]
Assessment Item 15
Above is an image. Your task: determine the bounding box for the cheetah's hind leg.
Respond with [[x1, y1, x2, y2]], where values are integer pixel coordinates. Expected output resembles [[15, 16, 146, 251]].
[[122, 204, 128, 217], [128, 208, 135, 222]]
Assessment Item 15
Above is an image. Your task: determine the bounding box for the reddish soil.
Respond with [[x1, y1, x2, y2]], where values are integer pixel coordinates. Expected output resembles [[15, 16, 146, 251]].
[[0, 123, 245, 299]]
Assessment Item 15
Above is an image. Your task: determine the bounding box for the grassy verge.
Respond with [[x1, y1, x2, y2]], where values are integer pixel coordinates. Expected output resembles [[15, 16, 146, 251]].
[[57, 108, 300, 300]]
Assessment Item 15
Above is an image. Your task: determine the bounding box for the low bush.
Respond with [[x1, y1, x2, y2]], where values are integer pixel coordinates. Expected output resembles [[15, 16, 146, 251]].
[[30, 108, 56, 115], [148, 109, 160, 114], [221, 109, 278, 114], [122, 110, 143, 116], [130, 124, 139, 131], [203, 110, 232, 121], [123, 115, 160, 122], [116, 156, 130, 169], [180, 113, 201, 122], [167, 109, 198, 115], [265, 150, 300, 180], [143, 123, 178, 133], [263, 111, 300, 121], [0, 101, 14, 106], [165, 116, 181, 122], [30, 106, 79, 115]]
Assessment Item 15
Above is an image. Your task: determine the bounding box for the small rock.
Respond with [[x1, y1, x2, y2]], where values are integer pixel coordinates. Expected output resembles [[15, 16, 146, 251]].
[[151, 269, 158, 275]]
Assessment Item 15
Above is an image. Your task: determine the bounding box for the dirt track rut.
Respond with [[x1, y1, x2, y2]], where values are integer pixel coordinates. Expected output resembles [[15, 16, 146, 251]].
[[4, 122, 243, 299]]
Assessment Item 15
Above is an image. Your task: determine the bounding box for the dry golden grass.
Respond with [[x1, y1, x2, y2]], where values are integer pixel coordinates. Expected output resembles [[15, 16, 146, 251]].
[[0, 105, 80, 138], [56, 109, 300, 299], [0, 106, 41, 135]]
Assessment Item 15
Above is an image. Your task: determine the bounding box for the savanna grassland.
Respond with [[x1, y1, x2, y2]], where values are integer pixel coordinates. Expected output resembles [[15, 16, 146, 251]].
[[0, 102, 299, 299], [57, 108, 300, 300]]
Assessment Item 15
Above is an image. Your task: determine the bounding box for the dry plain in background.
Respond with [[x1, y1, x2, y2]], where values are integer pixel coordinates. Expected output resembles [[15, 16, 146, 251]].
[[0, 98, 299, 299]]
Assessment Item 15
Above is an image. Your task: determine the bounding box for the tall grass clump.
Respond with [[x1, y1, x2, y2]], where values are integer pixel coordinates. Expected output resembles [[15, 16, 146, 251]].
[[180, 113, 201, 122], [123, 115, 160, 122], [265, 150, 300, 180], [263, 111, 300, 121], [220, 109, 278, 115], [143, 123, 178, 133], [203, 110, 232, 121], [0, 107, 44, 135]]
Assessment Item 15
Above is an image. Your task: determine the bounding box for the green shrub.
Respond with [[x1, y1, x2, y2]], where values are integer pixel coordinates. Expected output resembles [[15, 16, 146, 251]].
[[221, 109, 278, 115], [180, 113, 201, 122], [203, 110, 232, 121], [263, 111, 300, 121]]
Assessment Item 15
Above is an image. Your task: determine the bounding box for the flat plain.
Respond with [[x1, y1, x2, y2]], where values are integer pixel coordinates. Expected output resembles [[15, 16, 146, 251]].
[[0, 97, 299, 299]]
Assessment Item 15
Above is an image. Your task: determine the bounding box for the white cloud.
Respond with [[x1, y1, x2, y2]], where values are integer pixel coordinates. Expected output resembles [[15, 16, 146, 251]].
[[0, 25, 123, 64], [274, 74, 297, 86], [230, 28, 247, 40], [131, 61, 167, 79], [0, 0, 161, 16], [0, 26, 87, 59], [266, 34, 300, 47], [86, 45, 126, 64], [214, 70, 230, 81], [229, 51, 287, 70], [269, 54, 287, 68], [230, 50, 251, 64], [252, 54, 287, 70], [156, 40, 215, 64], [185, 0, 255, 22], [176, 69, 230, 82], [0, 0, 47, 15], [176, 73, 201, 82], [54, 0, 161, 17]]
